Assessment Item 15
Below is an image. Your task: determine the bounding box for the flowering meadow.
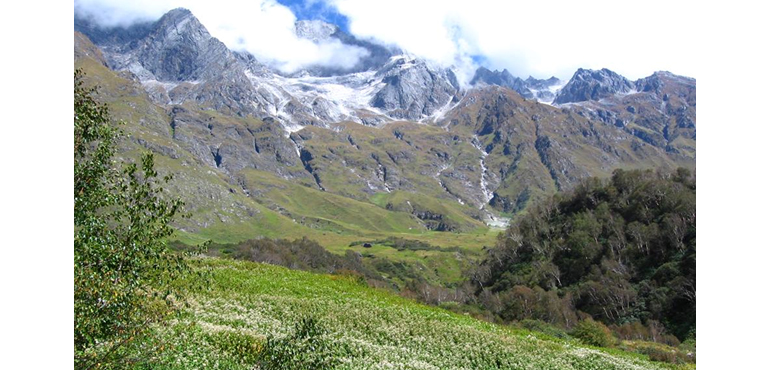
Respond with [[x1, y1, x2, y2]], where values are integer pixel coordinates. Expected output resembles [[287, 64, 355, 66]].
[[141, 258, 692, 369]]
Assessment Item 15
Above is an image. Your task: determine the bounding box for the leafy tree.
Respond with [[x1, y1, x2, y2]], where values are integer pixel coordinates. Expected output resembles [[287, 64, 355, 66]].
[[74, 69, 192, 369]]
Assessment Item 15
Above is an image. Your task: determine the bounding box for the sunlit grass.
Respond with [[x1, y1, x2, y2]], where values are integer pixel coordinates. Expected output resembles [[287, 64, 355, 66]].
[[141, 258, 691, 370]]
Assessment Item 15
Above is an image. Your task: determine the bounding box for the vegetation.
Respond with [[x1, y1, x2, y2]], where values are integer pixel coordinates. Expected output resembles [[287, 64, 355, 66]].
[[74, 70, 195, 369], [169, 168, 695, 365], [256, 316, 342, 370], [200, 236, 468, 299], [572, 319, 617, 348], [126, 258, 688, 369], [472, 168, 695, 345], [73, 38, 695, 368], [349, 236, 461, 252]]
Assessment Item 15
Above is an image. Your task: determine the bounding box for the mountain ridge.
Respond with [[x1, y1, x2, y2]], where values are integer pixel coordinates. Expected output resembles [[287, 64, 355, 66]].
[[73, 7, 695, 241]]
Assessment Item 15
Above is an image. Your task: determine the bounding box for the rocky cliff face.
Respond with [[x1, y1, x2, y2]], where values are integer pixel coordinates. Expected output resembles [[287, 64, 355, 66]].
[[76, 9, 461, 127], [371, 56, 462, 120], [108, 8, 238, 82], [556, 70, 696, 156]]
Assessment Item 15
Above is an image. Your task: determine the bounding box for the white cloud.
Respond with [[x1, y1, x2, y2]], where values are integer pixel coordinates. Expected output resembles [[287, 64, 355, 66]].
[[328, 0, 700, 80], [75, 0, 699, 80], [74, 0, 370, 74]]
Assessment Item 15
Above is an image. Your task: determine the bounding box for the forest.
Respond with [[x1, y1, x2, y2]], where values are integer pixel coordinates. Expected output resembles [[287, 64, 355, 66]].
[[472, 168, 696, 343]]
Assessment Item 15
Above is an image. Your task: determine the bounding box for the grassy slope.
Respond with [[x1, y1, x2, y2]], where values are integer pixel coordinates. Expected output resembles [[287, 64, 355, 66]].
[[147, 258, 690, 370]]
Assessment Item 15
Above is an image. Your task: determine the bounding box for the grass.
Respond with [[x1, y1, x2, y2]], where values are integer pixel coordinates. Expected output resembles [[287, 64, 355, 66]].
[[138, 257, 692, 370], [240, 169, 426, 234]]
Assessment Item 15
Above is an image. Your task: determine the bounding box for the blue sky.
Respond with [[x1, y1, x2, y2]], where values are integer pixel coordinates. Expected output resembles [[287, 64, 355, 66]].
[[276, 0, 350, 33]]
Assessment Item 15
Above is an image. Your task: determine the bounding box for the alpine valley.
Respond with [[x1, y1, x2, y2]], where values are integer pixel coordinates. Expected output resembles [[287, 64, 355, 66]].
[[73, 6, 697, 369]]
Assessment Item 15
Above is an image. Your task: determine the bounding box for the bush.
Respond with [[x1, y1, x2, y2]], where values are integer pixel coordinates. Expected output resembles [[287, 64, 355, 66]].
[[571, 319, 616, 347], [622, 340, 690, 364], [637, 346, 681, 364]]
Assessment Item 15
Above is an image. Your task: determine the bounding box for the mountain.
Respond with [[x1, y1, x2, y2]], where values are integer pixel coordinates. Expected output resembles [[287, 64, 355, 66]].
[[554, 68, 636, 104], [371, 55, 461, 120], [557, 70, 696, 156], [470, 67, 564, 103], [73, 8, 695, 243], [525, 75, 564, 102], [292, 19, 397, 77], [471, 67, 533, 98]]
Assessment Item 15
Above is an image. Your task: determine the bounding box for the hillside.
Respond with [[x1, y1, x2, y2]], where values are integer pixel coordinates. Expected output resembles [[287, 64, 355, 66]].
[[137, 257, 690, 369]]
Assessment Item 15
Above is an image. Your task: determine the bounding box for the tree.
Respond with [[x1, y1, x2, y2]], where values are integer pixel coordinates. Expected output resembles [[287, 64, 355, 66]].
[[74, 69, 191, 369]]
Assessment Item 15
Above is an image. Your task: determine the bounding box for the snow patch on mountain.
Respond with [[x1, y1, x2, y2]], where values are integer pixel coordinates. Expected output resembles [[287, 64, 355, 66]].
[[244, 67, 398, 127], [532, 79, 568, 105]]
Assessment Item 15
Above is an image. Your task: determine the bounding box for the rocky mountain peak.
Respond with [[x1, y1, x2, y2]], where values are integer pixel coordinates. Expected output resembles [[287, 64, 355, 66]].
[[371, 56, 461, 120], [152, 8, 208, 41], [110, 7, 237, 82], [294, 20, 339, 43], [469, 68, 565, 103], [158, 8, 193, 23], [553, 68, 635, 104], [635, 71, 695, 93], [525, 76, 562, 89], [75, 6, 696, 232], [470, 67, 532, 99]]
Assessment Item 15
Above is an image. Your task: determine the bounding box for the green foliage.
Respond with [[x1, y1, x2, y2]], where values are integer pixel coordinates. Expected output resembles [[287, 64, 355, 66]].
[[572, 319, 616, 348], [476, 168, 695, 342], [74, 69, 193, 369], [256, 317, 342, 370], [637, 346, 682, 364], [619, 339, 694, 365]]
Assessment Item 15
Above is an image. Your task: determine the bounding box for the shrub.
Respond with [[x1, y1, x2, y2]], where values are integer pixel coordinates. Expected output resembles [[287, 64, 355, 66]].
[[571, 319, 616, 347], [637, 346, 681, 364]]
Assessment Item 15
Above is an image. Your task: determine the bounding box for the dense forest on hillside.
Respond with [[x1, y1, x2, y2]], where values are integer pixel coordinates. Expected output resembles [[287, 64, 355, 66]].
[[472, 168, 696, 343]]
